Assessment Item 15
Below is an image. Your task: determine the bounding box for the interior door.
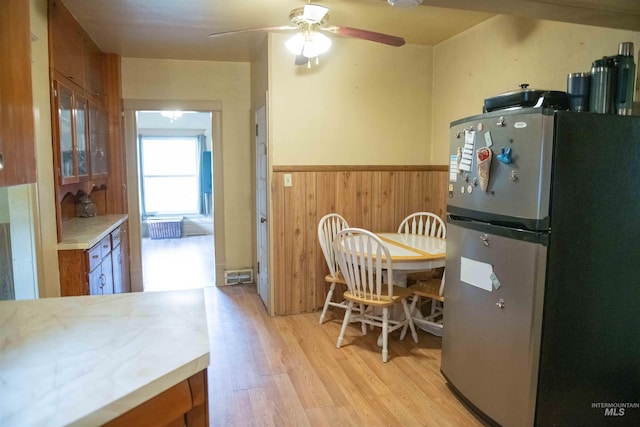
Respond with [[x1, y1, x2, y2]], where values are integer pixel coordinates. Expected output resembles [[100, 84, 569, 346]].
[[256, 105, 269, 310]]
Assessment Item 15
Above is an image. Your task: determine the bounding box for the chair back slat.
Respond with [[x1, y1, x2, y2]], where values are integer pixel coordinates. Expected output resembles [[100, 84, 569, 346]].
[[318, 213, 349, 278]]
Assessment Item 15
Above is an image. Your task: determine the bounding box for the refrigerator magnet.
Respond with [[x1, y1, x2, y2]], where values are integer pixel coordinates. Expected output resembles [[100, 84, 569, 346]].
[[476, 147, 492, 192]]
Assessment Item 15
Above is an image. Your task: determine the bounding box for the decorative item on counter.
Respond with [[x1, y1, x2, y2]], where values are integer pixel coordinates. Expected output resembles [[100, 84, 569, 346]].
[[476, 147, 492, 192], [75, 191, 97, 217], [566, 72, 590, 112], [614, 42, 635, 116]]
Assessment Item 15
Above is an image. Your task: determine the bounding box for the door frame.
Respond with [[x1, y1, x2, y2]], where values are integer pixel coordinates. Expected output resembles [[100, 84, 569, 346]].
[[123, 99, 225, 291]]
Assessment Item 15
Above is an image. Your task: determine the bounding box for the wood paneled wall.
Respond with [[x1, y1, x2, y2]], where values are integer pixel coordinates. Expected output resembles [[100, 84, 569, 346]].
[[270, 166, 449, 316]]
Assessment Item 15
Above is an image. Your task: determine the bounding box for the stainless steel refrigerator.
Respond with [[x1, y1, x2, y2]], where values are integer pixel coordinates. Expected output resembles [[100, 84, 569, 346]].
[[441, 108, 640, 426]]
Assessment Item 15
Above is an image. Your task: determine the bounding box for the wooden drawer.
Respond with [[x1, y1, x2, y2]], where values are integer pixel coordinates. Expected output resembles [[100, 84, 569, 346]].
[[98, 235, 111, 257], [111, 225, 121, 247], [87, 242, 103, 271], [88, 235, 111, 271]]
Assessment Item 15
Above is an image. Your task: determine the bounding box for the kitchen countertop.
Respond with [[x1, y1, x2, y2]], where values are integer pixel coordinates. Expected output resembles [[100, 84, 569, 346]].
[[58, 214, 129, 250], [0, 289, 210, 426]]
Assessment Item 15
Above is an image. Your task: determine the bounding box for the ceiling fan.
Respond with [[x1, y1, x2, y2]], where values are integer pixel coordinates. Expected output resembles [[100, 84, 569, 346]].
[[208, 2, 405, 66]]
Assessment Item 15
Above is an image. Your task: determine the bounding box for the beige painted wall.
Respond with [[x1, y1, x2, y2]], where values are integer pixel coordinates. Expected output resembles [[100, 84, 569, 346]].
[[121, 58, 253, 271], [268, 33, 433, 166], [31, 0, 59, 298], [432, 15, 640, 164]]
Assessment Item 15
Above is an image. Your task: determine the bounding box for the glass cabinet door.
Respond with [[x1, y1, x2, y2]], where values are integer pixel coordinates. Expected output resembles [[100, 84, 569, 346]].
[[89, 101, 109, 178], [56, 82, 75, 183], [74, 95, 89, 181]]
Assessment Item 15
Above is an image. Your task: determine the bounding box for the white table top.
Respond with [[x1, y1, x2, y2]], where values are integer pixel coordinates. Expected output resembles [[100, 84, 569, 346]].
[[376, 232, 446, 271], [0, 289, 210, 427]]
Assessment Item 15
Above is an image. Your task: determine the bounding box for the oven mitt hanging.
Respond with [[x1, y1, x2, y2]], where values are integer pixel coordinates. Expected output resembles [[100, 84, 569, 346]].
[[476, 147, 492, 192]]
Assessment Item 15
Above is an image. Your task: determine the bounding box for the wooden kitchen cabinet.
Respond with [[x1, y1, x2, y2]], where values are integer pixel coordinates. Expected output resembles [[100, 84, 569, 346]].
[[52, 80, 89, 185], [49, 0, 106, 100], [112, 221, 131, 293], [83, 37, 106, 103], [59, 222, 130, 296], [48, 0, 84, 88], [88, 235, 114, 295], [89, 101, 109, 179], [0, 0, 36, 187], [104, 370, 209, 427]]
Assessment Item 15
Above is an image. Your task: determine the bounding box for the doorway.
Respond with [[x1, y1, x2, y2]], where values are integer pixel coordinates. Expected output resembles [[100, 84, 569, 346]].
[[135, 110, 215, 292]]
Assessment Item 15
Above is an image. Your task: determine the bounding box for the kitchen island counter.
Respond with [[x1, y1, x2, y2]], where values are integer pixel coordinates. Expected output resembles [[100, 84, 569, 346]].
[[0, 289, 210, 426]]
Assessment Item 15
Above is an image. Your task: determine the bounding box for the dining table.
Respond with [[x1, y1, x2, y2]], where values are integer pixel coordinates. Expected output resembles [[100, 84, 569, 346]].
[[374, 232, 446, 337], [374, 232, 446, 286], [334, 231, 446, 338]]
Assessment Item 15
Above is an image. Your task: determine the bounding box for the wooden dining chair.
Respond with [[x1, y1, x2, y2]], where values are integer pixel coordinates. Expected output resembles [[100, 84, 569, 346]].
[[397, 212, 446, 238], [317, 213, 350, 324], [333, 228, 418, 363], [398, 211, 446, 284], [403, 271, 446, 337]]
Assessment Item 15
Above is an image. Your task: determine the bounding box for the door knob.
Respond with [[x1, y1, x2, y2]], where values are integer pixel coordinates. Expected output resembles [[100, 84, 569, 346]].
[[260, 217, 267, 223]]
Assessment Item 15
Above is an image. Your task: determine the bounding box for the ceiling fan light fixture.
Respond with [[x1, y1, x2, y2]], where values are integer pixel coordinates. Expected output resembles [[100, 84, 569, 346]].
[[285, 31, 331, 59], [301, 4, 330, 23], [387, 0, 423, 8]]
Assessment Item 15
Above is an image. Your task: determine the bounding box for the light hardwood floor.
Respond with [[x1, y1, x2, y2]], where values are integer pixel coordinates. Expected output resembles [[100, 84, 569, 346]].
[[205, 284, 485, 427], [142, 235, 215, 291]]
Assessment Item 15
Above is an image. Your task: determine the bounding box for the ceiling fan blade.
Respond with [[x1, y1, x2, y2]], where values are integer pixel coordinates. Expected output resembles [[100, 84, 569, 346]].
[[208, 25, 296, 38], [321, 25, 405, 47]]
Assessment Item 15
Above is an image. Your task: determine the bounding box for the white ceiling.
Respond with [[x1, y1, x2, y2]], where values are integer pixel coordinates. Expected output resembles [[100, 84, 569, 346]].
[[60, 0, 640, 62]]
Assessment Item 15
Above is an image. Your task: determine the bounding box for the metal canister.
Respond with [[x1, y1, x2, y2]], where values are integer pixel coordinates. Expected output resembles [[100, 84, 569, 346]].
[[614, 42, 635, 115], [567, 72, 590, 112], [589, 58, 615, 114]]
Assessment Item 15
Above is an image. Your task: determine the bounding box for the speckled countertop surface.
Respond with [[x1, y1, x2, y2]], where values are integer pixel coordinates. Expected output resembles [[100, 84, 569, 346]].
[[0, 289, 210, 426], [57, 214, 128, 250]]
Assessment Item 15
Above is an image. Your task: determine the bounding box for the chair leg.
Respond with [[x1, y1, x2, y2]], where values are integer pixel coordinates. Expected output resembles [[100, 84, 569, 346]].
[[402, 299, 419, 343], [382, 307, 389, 363], [319, 282, 337, 324], [401, 294, 419, 339], [359, 303, 367, 335], [336, 301, 353, 349]]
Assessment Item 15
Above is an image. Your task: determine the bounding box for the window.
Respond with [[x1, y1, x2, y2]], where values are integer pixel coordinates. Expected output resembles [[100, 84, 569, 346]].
[[140, 136, 200, 216]]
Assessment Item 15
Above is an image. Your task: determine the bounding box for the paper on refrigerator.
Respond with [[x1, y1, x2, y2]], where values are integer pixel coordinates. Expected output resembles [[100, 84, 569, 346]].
[[460, 256, 493, 292]]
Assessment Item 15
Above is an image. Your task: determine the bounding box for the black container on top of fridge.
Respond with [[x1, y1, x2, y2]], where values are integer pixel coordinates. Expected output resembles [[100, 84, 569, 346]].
[[441, 108, 640, 426]]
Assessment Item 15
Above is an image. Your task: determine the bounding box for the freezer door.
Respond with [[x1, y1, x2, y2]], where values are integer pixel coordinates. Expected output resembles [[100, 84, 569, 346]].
[[448, 109, 555, 230], [441, 220, 547, 427]]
